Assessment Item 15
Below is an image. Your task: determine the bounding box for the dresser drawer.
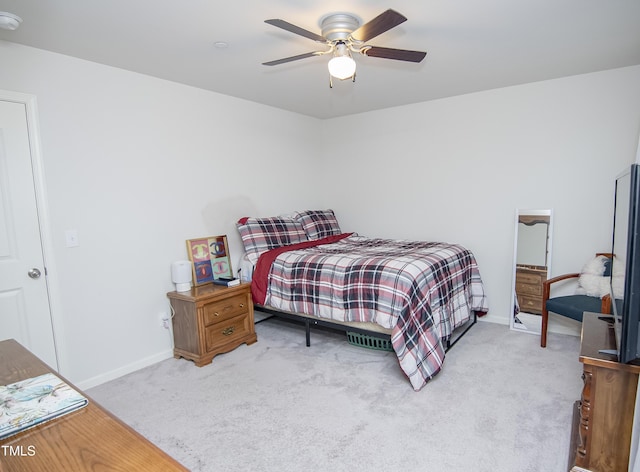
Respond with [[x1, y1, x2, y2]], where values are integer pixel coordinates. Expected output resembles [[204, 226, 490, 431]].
[[205, 314, 251, 352], [516, 271, 544, 286], [516, 280, 542, 296], [518, 294, 542, 313], [203, 293, 248, 326]]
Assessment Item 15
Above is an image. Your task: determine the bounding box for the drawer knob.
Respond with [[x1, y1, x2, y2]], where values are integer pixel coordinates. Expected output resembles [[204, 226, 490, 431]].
[[239, 303, 244, 308], [222, 326, 235, 336], [214, 312, 219, 317]]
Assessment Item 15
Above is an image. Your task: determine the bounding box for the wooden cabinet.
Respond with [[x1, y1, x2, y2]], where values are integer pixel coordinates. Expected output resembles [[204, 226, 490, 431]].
[[167, 283, 257, 366], [515, 265, 546, 314], [569, 313, 640, 472]]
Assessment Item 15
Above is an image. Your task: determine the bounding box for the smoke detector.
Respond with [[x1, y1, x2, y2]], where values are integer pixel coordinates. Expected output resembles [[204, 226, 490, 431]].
[[0, 12, 22, 31]]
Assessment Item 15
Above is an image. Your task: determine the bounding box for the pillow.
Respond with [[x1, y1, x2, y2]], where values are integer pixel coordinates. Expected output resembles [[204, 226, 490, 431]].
[[576, 255, 611, 298], [603, 257, 612, 277], [294, 209, 342, 240], [237, 216, 307, 265]]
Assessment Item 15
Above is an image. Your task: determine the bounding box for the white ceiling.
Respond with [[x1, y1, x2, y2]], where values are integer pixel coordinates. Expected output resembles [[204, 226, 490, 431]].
[[1, 0, 639, 119]]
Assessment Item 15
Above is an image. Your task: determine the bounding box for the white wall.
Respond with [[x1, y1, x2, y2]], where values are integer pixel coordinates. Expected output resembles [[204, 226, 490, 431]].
[[321, 66, 640, 328], [1, 39, 640, 387], [0, 41, 324, 387]]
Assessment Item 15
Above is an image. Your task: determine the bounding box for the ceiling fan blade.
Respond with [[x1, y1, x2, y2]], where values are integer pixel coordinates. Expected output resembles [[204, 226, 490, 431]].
[[265, 19, 326, 43], [262, 51, 324, 66], [362, 46, 426, 63], [350, 9, 407, 43]]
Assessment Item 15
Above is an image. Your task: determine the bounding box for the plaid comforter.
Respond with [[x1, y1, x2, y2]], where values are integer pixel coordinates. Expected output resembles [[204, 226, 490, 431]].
[[252, 234, 488, 391]]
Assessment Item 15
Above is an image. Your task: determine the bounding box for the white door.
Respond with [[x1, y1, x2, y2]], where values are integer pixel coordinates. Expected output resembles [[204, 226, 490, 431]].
[[0, 98, 58, 368]]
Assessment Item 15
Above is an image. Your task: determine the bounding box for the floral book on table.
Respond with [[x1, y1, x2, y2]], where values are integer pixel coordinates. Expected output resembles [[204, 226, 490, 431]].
[[0, 372, 89, 439]]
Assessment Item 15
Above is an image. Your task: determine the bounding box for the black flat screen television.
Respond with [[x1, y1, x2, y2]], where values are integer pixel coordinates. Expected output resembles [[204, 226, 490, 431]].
[[610, 163, 640, 364]]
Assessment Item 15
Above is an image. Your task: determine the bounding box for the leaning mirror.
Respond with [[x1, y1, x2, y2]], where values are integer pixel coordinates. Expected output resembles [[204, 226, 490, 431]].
[[510, 209, 553, 334]]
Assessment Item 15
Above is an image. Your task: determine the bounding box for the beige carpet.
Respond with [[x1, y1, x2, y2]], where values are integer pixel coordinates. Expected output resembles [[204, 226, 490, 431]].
[[88, 317, 582, 472]]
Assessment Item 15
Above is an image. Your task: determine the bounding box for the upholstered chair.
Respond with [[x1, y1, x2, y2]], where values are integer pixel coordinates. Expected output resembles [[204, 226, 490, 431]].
[[540, 253, 614, 348]]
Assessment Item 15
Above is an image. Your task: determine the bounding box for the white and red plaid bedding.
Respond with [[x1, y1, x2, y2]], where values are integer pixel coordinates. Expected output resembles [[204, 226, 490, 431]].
[[252, 234, 489, 391]]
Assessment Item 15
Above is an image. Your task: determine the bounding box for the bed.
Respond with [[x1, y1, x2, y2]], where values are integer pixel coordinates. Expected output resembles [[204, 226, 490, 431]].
[[237, 210, 489, 391]]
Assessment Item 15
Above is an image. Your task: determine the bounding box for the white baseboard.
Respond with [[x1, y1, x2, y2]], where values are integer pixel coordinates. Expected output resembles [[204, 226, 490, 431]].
[[76, 348, 174, 390], [547, 315, 581, 337], [75, 311, 578, 392], [478, 311, 509, 326], [482, 311, 581, 338]]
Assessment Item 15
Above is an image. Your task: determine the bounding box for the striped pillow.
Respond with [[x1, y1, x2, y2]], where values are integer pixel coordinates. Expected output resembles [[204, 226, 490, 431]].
[[294, 209, 342, 240], [237, 216, 307, 265]]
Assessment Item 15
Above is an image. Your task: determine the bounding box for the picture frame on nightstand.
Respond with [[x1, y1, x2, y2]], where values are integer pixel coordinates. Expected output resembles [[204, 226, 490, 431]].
[[185, 235, 233, 286]]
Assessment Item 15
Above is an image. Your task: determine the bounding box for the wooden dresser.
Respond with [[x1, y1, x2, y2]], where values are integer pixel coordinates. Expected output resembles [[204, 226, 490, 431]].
[[167, 282, 257, 366], [515, 265, 547, 314], [569, 313, 640, 472], [0, 339, 187, 472]]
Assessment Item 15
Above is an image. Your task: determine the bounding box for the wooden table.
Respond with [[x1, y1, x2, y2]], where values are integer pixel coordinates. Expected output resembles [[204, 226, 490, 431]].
[[0, 339, 187, 471]]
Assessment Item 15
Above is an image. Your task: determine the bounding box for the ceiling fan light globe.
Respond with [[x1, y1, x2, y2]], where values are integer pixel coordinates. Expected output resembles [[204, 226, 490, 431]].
[[328, 56, 356, 80]]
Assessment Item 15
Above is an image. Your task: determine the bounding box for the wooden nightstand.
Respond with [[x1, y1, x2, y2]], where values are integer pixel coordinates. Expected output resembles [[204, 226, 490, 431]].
[[167, 283, 257, 366]]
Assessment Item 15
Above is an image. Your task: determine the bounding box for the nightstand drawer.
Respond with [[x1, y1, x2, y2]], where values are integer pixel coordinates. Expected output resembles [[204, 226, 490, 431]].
[[203, 294, 248, 326], [205, 315, 250, 351]]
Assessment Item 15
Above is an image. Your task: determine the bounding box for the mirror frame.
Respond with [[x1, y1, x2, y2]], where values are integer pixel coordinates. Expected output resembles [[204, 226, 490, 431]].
[[510, 208, 554, 334]]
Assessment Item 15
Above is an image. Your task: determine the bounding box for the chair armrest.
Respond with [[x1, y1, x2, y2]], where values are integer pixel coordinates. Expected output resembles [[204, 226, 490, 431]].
[[542, 273, 580, 304], [543, 272, 580, 288]]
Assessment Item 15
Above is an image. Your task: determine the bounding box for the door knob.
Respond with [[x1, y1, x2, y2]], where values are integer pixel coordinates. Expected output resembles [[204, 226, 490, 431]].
[[28, 268, 41, 279]]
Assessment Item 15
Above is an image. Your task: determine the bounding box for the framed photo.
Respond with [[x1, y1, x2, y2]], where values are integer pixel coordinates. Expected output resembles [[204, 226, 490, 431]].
[[186, 235, 233, 286]]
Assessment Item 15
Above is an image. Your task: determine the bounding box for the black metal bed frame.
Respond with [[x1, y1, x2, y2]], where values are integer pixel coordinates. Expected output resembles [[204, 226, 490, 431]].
[[254, 304, 479, 353]]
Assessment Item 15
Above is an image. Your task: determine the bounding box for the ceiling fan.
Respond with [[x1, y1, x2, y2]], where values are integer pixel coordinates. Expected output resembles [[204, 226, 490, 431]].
[[262, 9, 427, 87]]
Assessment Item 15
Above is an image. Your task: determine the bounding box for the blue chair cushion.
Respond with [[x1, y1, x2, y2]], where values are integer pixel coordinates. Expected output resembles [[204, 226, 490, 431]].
[[546, 295, 604, 322]]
